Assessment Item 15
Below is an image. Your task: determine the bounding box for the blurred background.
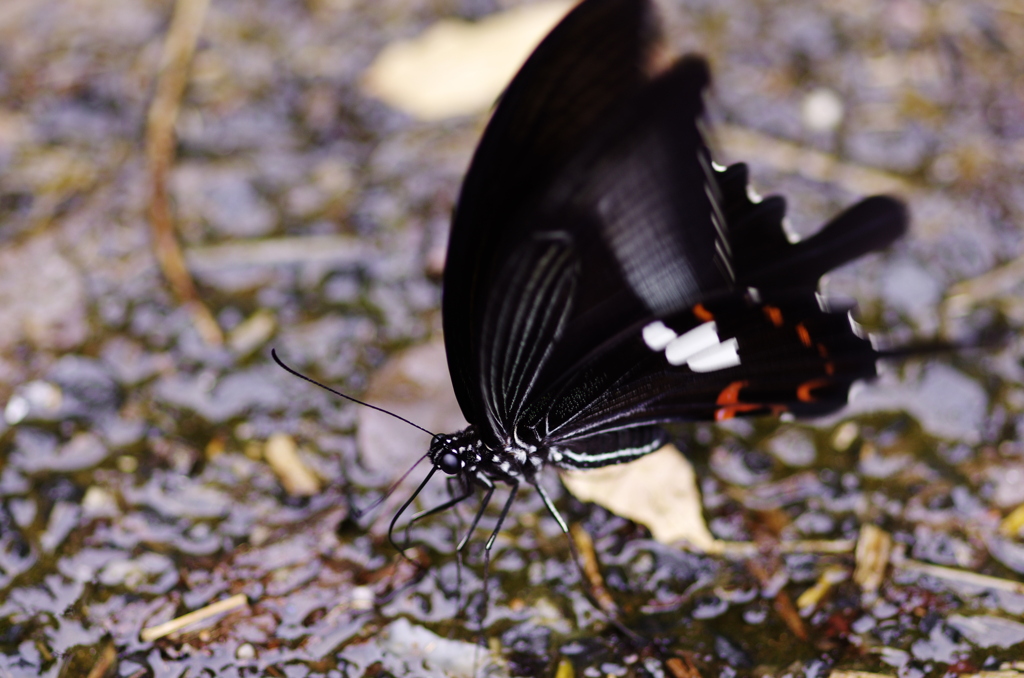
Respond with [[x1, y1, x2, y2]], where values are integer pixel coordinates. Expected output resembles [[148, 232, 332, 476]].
[[0, 0, 1023, 675]]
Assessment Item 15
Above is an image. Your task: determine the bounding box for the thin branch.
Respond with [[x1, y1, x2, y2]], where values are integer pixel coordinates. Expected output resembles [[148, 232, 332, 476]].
[[140, 593, 249, 642], [146, 0, 222, 346]]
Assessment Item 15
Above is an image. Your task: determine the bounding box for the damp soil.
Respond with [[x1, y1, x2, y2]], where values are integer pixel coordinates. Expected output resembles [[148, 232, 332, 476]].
[[1, 0, 1024, 677]]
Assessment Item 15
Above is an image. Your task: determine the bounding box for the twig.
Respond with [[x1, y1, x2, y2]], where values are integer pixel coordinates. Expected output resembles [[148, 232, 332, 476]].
[[146, 0, 222, 346], [84, 642, 117, 678], [896, 558, 1024, 596], [140, 593, 249, 642], [854, 525, 892, 595], [264, 432, 321, 496], [570, 524, 616, 614], [796, 565, 848, 614], [942, 253, 1024, 325], [719, 124, 911, 198], [705, 538, 856, 557]]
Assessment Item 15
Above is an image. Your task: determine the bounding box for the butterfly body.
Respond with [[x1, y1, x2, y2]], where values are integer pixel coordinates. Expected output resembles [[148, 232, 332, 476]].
[[402, 0, 907, 543]]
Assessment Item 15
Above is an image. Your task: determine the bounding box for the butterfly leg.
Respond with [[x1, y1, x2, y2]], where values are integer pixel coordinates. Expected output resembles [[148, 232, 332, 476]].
[[485, 478, 519, 551], [388, 466, 438, 554], [399, 474, 475, 547], [456, 475, 496, 552], [408, 474, 475, 523], [532, 479, 568, 533]]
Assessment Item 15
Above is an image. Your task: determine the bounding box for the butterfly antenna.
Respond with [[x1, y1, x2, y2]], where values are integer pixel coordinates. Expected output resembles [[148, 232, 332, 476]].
[[271, 349, 435, 436]]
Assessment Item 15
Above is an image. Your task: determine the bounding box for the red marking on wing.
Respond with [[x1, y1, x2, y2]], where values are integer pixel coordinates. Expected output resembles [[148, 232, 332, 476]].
[[716, 381, 748, 405], [797, 379, 831, 402], [715, 380, 760, 420], [715, 404, 762, 421], [763, 305, 784, 327], [693, 303, 714, 322], [796, 323, 812, 347]]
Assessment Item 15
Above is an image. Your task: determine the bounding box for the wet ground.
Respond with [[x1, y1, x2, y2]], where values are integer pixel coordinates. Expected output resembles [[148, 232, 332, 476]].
[[1, 0, 1023, 676]]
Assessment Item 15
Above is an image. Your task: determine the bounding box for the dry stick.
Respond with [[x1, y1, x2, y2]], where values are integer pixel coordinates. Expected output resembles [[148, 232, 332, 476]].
[[140, 593, 249, 642], [569, 524, 616, 614], [146, 0, 223, 346], [897, 558, 1024, 596], [84, 642, 117, 678]]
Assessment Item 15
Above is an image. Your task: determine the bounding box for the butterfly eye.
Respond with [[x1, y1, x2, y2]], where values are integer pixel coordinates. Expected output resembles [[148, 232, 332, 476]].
[[438, 451, 461, 475]]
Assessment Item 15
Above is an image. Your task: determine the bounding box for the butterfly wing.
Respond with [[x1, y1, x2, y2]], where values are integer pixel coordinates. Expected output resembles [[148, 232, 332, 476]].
[[473, 55, 741, 448], [535, 194, 909, 464], [444, 0, 907, 463], [443, 0, 664, 437]]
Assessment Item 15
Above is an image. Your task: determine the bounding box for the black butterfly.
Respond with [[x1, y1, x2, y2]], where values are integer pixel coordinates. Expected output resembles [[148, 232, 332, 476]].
[[271, 0, 908, 555], [370, 0, 910, 550]]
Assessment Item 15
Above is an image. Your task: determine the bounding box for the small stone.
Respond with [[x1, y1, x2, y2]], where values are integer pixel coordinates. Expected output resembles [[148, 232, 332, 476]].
[[802, 88, 844, 132]]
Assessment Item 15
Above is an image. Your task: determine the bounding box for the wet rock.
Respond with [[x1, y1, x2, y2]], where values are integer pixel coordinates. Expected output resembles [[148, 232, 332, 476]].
[[503, 624, 551, 676], [3, 380, 62, 425], [377, 617, 493, 677], [98, 552, 178, 593], [172, 162, 278, 239], [153, 365, 293, 424], [765, 428, 817, 467], [177, 106, 298, 156], [39, 501, 82, 552], [46, 355, 120, 417], [46, 617, 105, 655], [986, 536, 1024, 575], [845, 364, 988, 444], [846, 126, 933, 173], [710, 445, 773, 486], [947, 614, 1024, 649], [100, 336, 174, 386], [0, 233, 88, 351], [11, 432, 109, 474], [124, 472, 231, 521], [881, 261, 943, 333], [714, 634, 753, 669], [909, 622, 969, 664], [691, 595, 729, 619], [911, 525, 975, 568]]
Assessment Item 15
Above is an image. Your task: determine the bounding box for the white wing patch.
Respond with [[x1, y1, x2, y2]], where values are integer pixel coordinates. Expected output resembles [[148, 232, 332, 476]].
[[642, 321, 677, 351], [745, 184, 763, 204], [642, 320, 742, 372], [665, 322, 720, 365], [686, 338, 741, 372]]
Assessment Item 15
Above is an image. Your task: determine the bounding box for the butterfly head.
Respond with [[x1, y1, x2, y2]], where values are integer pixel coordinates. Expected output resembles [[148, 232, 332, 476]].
[[428, 427, 484, 476]]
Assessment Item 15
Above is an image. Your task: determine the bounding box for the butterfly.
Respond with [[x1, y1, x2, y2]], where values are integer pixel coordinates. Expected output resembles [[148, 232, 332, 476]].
[[267, 0, 908, 555], [362, 0, 911, 553]]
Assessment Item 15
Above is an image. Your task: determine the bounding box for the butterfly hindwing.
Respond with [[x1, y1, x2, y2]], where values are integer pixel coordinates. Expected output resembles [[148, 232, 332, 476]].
[[535, 291, 880, 458], [521, 163, 907, 464]]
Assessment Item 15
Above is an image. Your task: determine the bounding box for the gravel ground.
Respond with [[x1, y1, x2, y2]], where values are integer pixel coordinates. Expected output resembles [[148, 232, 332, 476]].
[[0, 0, 1023, 676]]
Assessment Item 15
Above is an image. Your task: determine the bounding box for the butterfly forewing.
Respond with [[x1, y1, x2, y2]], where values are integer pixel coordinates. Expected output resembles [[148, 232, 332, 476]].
[[480, 234, 578, 437], [443, 0, 663, 431]]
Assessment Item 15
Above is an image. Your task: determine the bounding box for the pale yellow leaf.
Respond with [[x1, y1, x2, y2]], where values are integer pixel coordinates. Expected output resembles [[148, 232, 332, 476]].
[[362, 1, 575, 120]]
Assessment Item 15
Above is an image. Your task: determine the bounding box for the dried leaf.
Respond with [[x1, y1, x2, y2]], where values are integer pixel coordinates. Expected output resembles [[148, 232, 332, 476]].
[[362, 1, 573, 120], [561, 444, 715, 550]]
